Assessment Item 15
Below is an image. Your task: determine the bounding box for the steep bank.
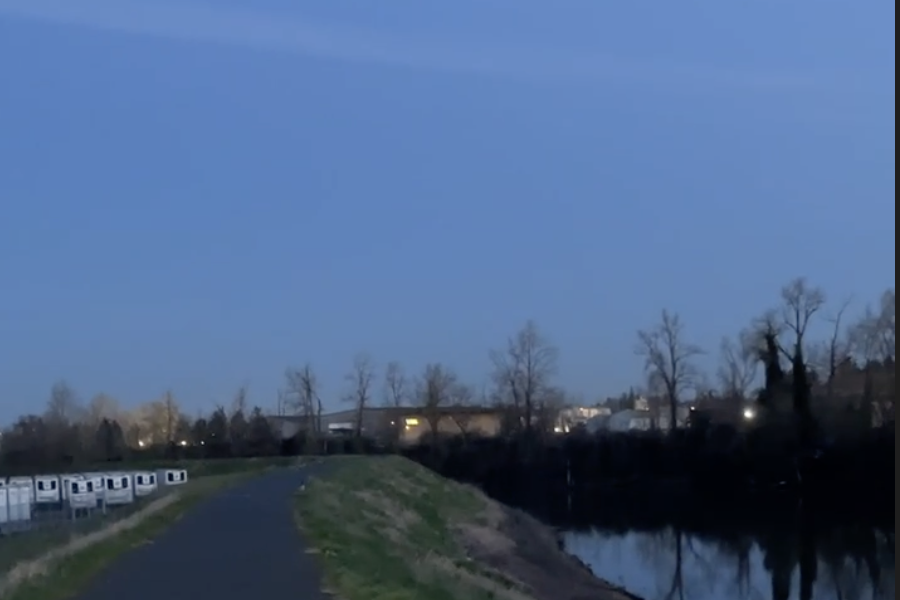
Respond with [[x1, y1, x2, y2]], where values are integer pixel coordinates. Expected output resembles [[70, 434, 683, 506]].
[[294, 456, 640, 600]]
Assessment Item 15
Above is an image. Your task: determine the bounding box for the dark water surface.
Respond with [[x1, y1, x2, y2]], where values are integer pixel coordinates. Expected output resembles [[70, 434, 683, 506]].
[[478, 472, 893, 600], [563, 525, 894, 600]]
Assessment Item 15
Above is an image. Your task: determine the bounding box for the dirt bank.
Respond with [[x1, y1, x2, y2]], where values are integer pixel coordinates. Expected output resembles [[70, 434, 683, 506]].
[[460, 499, 643, 600], [294, 456, 641, 600]]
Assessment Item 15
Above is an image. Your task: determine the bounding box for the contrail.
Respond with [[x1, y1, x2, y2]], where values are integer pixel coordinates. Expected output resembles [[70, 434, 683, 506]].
[[0, 0, 813, 91]]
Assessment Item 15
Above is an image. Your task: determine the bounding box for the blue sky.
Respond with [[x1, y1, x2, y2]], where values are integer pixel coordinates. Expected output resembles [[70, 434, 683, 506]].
[[0, 0, 895, 421]]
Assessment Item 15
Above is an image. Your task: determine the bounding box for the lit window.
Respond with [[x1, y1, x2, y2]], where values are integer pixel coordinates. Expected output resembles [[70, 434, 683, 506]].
[[405, 418, 419, 426]]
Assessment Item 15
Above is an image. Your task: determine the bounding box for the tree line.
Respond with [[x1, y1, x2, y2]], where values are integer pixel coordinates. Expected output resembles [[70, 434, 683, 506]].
[[1, 277, 894, 470], [0, 384, 282, 471]]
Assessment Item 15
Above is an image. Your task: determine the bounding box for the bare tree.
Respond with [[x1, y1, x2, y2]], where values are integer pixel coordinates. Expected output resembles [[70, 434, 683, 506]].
[[416, 363, 456, 442], [43, 381, 84, 460], [820, 298, 853, 397], [781, 277, 826, 356], [45, 380, 81, 426], [876, 288, 895, 361], [636, 310, 703, 431], [275, 388, 286, 416], [344, 353, 376, 439], [780, 278, 826, 437], [134, 393, 182, 446], [231, 384, 249, 416], [717, 330, 759, 399], [81, 393, 121, 451], [853, 288, 896, 364], [229, 385, 250, 452], [490, 320, 558, 435], [848, 288, 896, 406], [163, 390, 179, 444], [85, 393, 119, 425], [285, 363, 323, 439], [383, 361, 407, 407]]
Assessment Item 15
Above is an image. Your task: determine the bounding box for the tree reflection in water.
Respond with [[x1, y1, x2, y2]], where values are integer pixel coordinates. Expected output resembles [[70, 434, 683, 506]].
[[564, 520, 894, 600]]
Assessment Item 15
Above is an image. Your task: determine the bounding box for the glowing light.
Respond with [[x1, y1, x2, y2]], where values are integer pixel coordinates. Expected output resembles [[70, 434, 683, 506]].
[[743, 408, 755, 420]]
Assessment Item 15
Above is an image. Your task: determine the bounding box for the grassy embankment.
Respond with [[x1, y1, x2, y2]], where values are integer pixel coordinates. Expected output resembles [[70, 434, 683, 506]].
[[0, 457, 296, 600], [294, 456, 637, 600]]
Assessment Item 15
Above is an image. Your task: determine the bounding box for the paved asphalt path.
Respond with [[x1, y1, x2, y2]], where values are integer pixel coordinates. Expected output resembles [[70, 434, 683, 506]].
[[75, 466, 329, 600]]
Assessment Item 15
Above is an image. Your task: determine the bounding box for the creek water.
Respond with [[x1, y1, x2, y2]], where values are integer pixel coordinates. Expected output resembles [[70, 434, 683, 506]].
[[562, 525, 895, 600]]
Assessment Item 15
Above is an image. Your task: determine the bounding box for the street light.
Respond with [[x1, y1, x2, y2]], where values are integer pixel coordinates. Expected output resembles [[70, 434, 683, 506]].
[[743, 408, 755, 420]]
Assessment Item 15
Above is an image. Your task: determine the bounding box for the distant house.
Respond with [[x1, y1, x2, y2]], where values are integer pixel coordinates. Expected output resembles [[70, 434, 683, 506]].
[[585, 396, 692, 433], [606, 409, 652, 432], [555, 405, 611, 433]]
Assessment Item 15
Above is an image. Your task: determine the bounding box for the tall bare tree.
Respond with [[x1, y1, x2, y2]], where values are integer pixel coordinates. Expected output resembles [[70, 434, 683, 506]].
[[344, 353, 376, 439], [285, 363, 323, 443], [849, 288, 896, 406], [781, 277, 826, 356], [45, 380, 81, 426], [490, 320, 558, 435], [275, 388, 286, 416], [817, 298, 853, 397], [875, 288, 895, 361], [44, 381, 83, 461], [717, 330, 759, 399], [383, 360, 407, 407], [853, 288, 896, 364], [86, 393, 119, 425], [162, 390, 179, 444], [636, 310, 703, 431], [779, 278, 826, 436], [229, 385, 250, 452], [134, 393, 182, 446], [82, 393, 121, 452], [231, 384, 249, 416], [416, 363, 456, 442]]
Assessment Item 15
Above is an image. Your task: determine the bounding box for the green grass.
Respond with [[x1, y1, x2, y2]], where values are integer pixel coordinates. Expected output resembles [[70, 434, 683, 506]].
[[294, 456, 533, 600], [0, 490, 178, 575], [0, 462, 285, 600]]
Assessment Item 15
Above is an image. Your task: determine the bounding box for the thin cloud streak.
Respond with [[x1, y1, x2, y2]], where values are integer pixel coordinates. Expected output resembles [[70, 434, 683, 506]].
[[0, 0, 815, 91]]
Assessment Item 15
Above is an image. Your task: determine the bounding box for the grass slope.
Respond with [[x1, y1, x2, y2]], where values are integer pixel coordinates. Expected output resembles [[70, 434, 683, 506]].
[[295, 456, 540, 600]]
